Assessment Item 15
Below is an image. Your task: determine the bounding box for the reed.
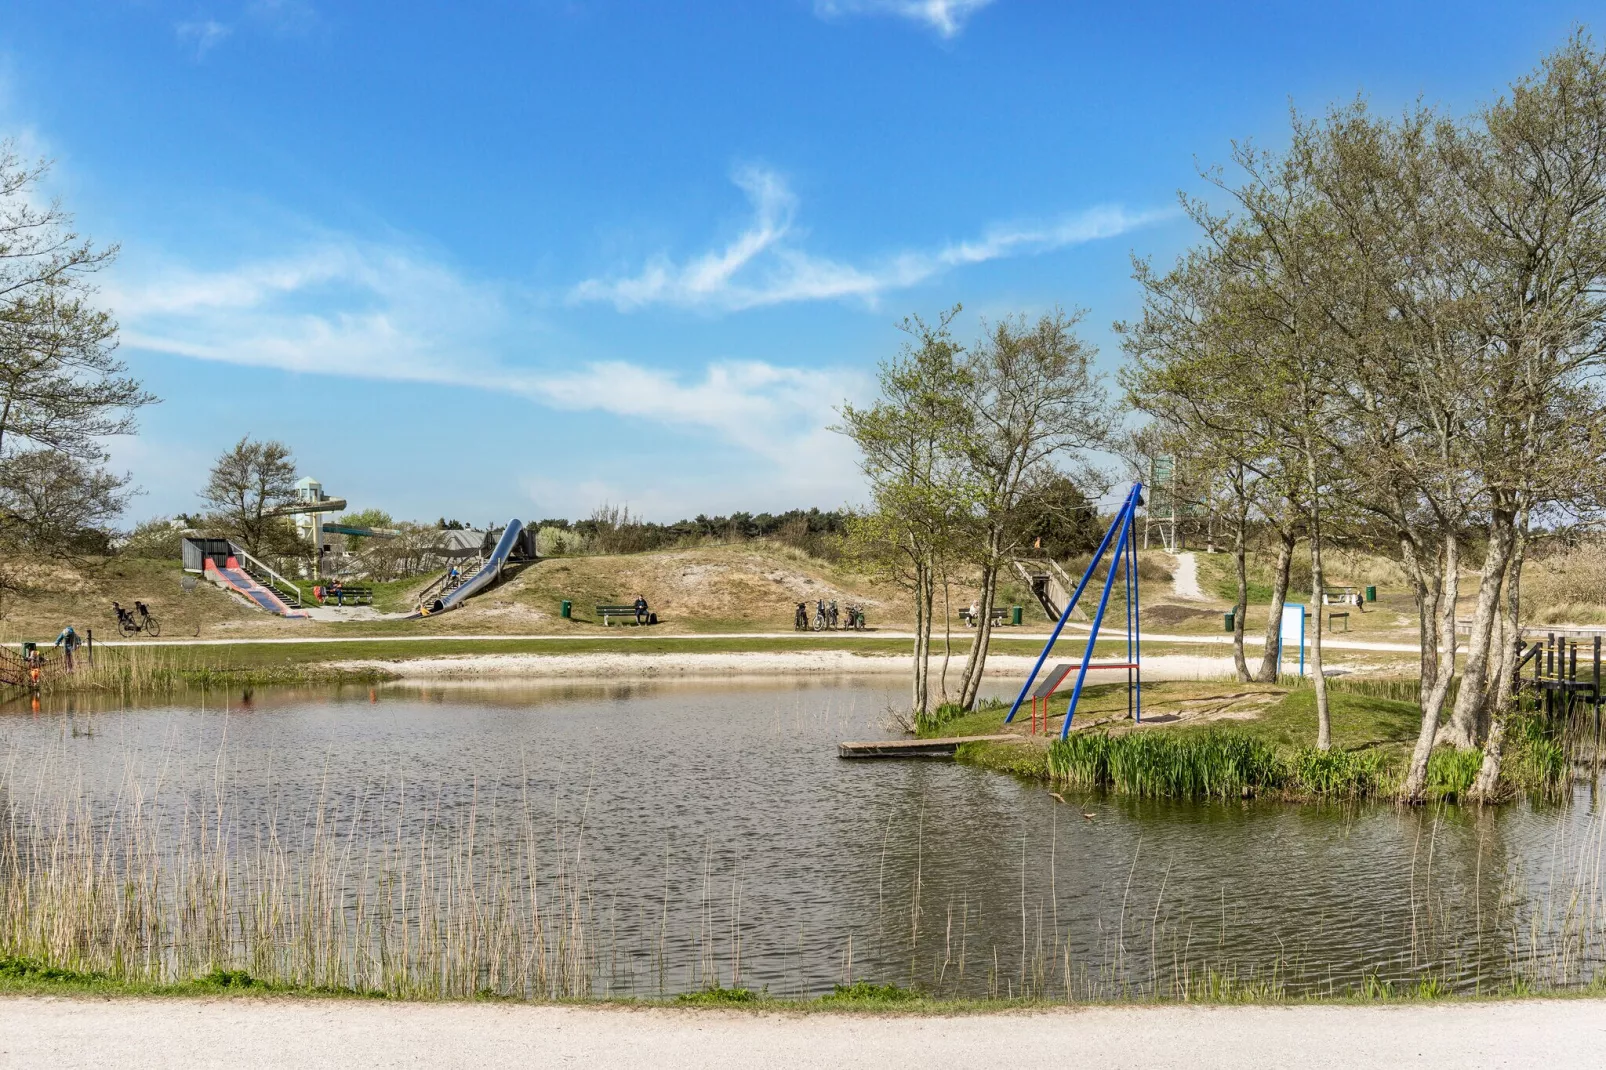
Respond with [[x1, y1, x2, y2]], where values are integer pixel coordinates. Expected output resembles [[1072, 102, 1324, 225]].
[[20, 645, 388, 699], [1047, 730, 1283, 799], [1287, 746, 1394, 798]]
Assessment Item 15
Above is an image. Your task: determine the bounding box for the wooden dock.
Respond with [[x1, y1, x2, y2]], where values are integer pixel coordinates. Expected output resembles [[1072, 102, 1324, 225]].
[[837, 734, 1018, 759]]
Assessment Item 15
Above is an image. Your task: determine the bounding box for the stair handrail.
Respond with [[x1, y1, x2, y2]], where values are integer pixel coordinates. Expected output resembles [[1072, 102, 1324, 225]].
[[1043, 559, 1088, 620], [416, 555, 485, 608], [231, 546, 303, 608]]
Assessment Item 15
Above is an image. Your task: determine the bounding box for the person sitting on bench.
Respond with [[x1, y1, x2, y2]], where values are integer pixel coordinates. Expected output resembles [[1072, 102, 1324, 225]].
[[634, 594, 649, 625], [331, 578, 345, 607]]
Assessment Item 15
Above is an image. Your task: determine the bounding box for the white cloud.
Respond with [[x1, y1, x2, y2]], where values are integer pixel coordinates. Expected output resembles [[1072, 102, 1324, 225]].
[[813, 0, 996, 38], [571, 167, 1171, 313], [176, 19, 232, 58], [109, 242, 867, 470]]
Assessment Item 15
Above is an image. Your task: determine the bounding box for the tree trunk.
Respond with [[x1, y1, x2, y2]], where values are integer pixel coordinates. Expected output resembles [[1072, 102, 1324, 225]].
[[1442, 504, 1516, 748], [1403, 534, 1460, 799], [1303, 445, 1330, 751], [1254, 506, 1297, 683], [1473, 513, 1529, 799], [910, 549, 934, 716], [938, 565, 953, 703], [1398, 529, 1443, 700], [1231, 468, 1251, 683], [957, 555, 1000, 710]]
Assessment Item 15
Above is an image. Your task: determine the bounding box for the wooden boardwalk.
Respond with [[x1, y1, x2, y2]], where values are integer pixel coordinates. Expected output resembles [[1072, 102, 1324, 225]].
[[837, 734, 1018, 759]]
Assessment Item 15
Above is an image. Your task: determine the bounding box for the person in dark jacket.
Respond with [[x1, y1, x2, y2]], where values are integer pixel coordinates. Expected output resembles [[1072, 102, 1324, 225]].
[[634, 594, 649, 625]]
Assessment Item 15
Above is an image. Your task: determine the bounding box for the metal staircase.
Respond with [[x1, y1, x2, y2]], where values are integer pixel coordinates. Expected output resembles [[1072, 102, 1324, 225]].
[[416, 556, 486, 609]]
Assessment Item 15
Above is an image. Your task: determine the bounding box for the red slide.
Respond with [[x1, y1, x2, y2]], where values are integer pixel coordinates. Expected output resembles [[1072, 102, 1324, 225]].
[[204, 559, 311, 618]]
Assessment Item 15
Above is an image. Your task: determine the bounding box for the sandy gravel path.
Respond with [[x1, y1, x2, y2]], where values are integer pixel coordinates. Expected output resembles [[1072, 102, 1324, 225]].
[[1171, 551, 1207, 600], [2, 995, 1600, 1069]]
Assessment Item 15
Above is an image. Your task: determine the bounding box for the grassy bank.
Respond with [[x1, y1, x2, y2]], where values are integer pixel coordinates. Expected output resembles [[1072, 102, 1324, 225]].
[[922, 681, 1572, 803]]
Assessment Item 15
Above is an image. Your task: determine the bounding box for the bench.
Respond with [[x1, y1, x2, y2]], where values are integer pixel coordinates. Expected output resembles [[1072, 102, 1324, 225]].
[[959, 606, 1010, 627], [1327, 610, 1350, 632], [320, 585, 373, 606], [597, 603, 654, 626]]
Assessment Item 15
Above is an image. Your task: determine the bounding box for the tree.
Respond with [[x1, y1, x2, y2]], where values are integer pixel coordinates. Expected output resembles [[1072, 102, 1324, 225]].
[[201, 437, 301, 555], [0, 143, 151, 572], [1013, 474, 1104, 560], [950, 310, 1111, 711], [840, 309, 972, 715]]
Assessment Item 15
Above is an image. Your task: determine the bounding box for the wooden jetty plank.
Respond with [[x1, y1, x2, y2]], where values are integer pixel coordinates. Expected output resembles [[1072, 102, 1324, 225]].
[[838, 734, 1018, 759]]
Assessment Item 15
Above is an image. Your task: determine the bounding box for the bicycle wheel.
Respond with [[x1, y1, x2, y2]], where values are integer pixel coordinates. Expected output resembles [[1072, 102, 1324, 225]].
[[119, 618, 136, 638], [143, 616, 161, 637]]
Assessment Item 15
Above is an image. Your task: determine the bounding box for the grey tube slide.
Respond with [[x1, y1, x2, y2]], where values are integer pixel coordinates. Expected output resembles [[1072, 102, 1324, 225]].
[[426, 519, 525, 614]]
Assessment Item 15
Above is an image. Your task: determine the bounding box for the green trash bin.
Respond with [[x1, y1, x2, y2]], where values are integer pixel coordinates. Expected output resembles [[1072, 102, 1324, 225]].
[[1365, 585, 1377, 603], [560, 600, 572, 619], [1224, 611, 1235, 633], [1011, 605, 1023, 626]]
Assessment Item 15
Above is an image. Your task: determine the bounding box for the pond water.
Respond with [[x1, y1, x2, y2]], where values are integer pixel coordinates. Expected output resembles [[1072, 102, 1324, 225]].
[[3, 678, 1604, 1000]]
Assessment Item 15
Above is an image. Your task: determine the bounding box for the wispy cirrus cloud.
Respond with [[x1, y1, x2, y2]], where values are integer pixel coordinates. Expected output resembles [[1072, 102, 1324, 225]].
[[108, 241, 866, 466], [813, 0, 996, 38], [570, 166, 1171, 313], [176, 19, 232, 59]]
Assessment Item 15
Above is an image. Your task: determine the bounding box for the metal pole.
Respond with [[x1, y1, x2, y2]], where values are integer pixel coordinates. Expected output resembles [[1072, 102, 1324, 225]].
[[1005, 485, 1139, 724], [1061, 502, 1138, 739], [1125, 519, 1134, 723], [1131, 518, 1142, 724]]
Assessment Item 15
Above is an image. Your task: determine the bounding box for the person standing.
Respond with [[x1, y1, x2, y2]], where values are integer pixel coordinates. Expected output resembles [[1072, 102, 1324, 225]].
[[53, 625, 79, 672]]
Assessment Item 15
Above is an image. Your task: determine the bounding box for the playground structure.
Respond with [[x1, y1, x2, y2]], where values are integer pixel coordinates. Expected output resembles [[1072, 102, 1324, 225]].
[[183, 537, 311, 618], [1007, 483, 1145, 738], [412, 519, 537, 617]]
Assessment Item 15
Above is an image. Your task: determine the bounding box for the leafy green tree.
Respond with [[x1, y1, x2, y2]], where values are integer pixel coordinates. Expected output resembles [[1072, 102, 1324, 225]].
[[0, 143, 152, 579], [200, 437, 302, 556], [840, 308, 972, 714]]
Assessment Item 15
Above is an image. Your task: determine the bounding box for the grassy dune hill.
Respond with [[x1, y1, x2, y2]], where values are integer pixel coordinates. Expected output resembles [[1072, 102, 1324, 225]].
[[0, 557, 268, 644], [426, 543, 911, 633]]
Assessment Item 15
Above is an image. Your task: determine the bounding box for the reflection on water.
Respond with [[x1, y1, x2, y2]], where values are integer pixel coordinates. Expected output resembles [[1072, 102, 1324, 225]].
[[3, 677, 1605, 999]]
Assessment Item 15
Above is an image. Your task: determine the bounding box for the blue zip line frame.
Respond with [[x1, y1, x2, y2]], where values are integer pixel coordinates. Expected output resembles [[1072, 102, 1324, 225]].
[[1004, 483, 1144, 737]]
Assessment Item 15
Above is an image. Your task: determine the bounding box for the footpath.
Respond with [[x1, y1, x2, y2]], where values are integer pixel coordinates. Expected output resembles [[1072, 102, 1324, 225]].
[[1, 995, 1600, 1069]]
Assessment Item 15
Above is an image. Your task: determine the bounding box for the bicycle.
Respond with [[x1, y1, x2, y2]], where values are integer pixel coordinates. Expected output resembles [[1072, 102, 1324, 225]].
[[813, 600, 827, 631], [826, 600, 839, 629], [114, 600, 161, 637], [845, 604, 866, 630], [794, 601, 809, 631]]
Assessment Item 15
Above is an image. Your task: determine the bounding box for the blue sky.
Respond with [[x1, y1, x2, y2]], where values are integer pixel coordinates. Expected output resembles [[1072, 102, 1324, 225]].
[[1, 1, 1596, 525]]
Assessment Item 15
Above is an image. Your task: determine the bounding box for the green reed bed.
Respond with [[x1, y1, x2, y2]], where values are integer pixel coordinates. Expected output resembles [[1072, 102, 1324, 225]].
[[1048, 730, 1284, 799], [1046, 718, 1571, 803]]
